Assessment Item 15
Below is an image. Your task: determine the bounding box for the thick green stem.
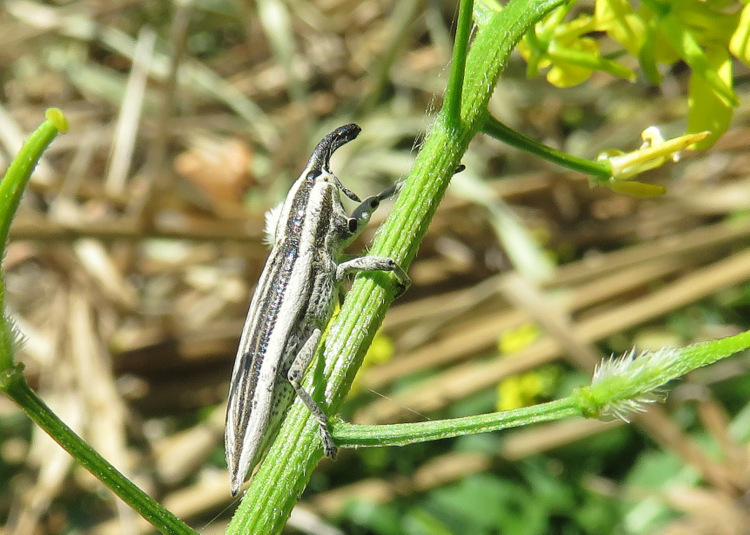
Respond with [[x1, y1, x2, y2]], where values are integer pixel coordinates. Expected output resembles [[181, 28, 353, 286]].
[[227, 0, 566, 532]]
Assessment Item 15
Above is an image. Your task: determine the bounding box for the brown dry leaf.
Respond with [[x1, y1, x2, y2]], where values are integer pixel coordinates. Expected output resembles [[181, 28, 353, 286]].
[[174, 135, 255, 207], [656, 487, 750, 535]]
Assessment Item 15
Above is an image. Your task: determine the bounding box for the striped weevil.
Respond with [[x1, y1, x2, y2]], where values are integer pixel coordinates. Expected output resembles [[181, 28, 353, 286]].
[[225, 124, 409, 495]]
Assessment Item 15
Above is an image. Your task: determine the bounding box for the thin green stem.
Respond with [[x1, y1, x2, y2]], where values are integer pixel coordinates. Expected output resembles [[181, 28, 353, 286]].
[[0, 110, 196, 535], [0, 109, 67, 312], [0, 365, 198, 535], [227, 0, 566, 532], [0, 110, 68, 372], [575, 331, 750, 419], [547, 44, 635, 80], [334, 330, 750, 449], [482, 115, 611, 179], [536, 0, 573, 43], [442, 0, 474, 125], [333, 398, 580, 447]]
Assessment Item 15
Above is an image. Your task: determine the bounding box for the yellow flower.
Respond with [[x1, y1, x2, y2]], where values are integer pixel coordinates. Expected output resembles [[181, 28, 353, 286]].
[[596, 127, 710, 197]]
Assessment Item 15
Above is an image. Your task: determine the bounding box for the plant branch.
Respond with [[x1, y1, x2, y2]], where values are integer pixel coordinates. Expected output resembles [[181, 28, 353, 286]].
[[0, 366, 198, 535], [443, 0, 474, 124], [0, 109, 67, 313], [0, 110, 196, 535], [332, 331, 750, 448], [333, 399, 580, 447], [482, 114, 611, 179]]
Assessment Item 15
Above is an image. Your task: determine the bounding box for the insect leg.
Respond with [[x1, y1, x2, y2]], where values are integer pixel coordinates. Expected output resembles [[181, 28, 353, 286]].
[[336, 256, 411, 296], [287, 328, 338, 459]]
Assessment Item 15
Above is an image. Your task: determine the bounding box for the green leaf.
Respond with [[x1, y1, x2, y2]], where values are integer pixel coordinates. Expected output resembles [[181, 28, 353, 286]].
[[608, 180, 667, 197], [729, 3, 750, 65], [342, 501, 405, 534], [474, 0, 503, 26], [424, 475, 547, 534], [687, 46, 734, 149], [660, 12, 738, 106], [594, 0, 646, 55], [638, 14, 666, 84], [403, 509, 454, 535]]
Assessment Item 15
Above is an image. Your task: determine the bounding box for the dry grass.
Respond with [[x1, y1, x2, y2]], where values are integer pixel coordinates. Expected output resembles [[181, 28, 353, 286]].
[[1, 0, 750, 533]]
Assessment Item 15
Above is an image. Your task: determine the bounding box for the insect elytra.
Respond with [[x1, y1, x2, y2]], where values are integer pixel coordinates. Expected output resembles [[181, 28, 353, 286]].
[[225, 124, 409, 495]]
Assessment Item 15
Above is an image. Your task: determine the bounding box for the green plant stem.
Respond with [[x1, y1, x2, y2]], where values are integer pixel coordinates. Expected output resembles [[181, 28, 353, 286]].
[[0, 110, 196, 535], [0, 365, 198, 535], [442, 0, 474, 124], [0, 110, 67, 371], [576, 331, 750, 418], [547, 45, 636, 80], [0, 109, 67, 313], [227, 0, 566, 532], [482, 115, 611, 179], [333, 398, 580, 447], [334, 330, 750, 448]]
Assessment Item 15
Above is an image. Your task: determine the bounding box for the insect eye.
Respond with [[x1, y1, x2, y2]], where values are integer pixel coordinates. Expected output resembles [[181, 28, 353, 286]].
[[348, 218, 358, 233]]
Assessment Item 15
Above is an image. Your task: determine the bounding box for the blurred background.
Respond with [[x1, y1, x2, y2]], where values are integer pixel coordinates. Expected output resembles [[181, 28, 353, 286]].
[[2, 0, 750, 533]]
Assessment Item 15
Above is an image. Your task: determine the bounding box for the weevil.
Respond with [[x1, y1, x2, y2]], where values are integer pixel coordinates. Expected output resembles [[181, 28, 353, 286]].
[[225, 124, 409, 495]]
